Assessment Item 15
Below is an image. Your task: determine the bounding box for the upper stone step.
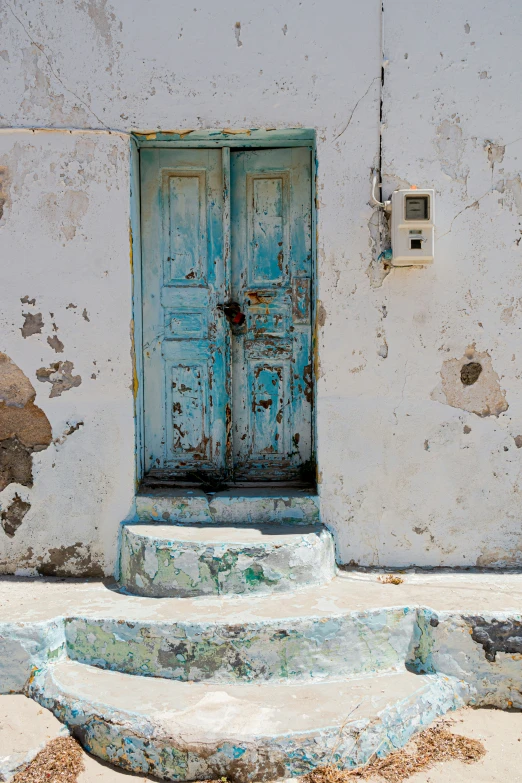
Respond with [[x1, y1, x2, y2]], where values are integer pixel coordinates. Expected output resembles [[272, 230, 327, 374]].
[[136, 488, 320, 525], [30, 660, 470, 781], [119, 523, 335, 597]]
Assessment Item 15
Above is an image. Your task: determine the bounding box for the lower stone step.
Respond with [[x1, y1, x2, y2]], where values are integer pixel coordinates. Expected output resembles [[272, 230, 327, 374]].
[[119, 523, 335, 597], [30, 660, 470, 782]]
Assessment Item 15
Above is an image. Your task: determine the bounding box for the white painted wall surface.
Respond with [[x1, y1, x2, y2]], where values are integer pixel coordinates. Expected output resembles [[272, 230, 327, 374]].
[[324, 0, 522, 568], [0, 130, 133, 574], [0, 0, 520, 572]]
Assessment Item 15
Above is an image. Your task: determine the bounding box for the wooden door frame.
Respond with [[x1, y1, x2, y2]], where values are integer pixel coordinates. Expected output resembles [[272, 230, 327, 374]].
[[130, 129, 317, 488]]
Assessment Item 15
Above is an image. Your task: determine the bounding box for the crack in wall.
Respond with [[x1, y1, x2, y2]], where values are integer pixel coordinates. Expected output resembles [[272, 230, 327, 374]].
[[366, 2, 391, 288], [5, 0, 107, 129], [334, 76, 380, 141]]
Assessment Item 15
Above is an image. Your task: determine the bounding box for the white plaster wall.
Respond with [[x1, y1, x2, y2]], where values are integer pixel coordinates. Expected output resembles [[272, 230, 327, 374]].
[[319, 0, 522, 567], [0, 130, 133, 574], [0, 0, 381, 573], [1, 0, 519, 572]]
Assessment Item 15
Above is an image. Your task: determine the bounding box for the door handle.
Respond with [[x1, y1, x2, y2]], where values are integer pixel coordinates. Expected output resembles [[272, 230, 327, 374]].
[[217, 301, 246, 326]]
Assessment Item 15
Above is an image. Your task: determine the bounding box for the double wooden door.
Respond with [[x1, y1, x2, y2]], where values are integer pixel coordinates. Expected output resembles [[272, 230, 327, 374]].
[[140, 146, 313, 484]]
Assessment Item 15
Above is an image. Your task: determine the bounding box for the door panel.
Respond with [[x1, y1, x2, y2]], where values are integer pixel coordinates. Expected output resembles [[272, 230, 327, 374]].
[[230, 148, 313, 481], [141, 149, 230, 478]]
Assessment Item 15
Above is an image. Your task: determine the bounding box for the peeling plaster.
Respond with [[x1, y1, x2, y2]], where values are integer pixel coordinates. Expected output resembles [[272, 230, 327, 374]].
[[40, 190, 89, 241], [21, 312, 44, 338], [502, 176, 522, 215], [366, 209, 391, 288], [53, 420, 84, 446], [1, 0, 521, 572], [36, 361, 82, 398], [434, 120, 468, 182], [234, 22, 242, 48], [18, 44, 92, 128], [432, 346, 508, 417], [47, 335, 64, 353], [120, 524, 335, 598], [316, 302, 327, 328], [35, 542, 104, 578], [484, 140, 505, 167], [0, 166, 10, 223]]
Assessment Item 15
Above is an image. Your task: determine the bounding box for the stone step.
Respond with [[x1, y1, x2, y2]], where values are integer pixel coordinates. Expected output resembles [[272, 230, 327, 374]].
[[65, 578, 417, 683], [29, 659, 470, 781], [119, 523, 335, 597], [136, 488, 320, 525]]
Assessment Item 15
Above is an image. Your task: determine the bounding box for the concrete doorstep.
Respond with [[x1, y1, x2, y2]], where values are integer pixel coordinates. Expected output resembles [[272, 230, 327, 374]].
[[2, 572, 522, 780]]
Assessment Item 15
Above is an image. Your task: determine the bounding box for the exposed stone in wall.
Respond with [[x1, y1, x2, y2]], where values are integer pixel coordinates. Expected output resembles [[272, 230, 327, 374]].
[[36, 361, 82, 398], [21, 312, 44, 338], [0, 353, 52, 492], [35, 542, 104, 578], [1, 494, 31, 538], [463, 616, 522, 662], [0, 542, 103, 577], [431, 346, 508, 417], [0, 439, 33, 491]]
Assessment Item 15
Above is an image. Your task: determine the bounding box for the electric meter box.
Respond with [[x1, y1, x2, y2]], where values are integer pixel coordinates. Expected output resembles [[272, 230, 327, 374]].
[[391, 189, 435, 265]]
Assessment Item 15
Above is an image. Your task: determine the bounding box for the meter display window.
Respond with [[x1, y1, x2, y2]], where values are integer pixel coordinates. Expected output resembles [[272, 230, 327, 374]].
[[405, 195, 429, 221]]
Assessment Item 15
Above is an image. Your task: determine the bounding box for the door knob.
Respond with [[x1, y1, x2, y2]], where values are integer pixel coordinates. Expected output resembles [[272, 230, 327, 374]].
[[217, 301, 246, 326]]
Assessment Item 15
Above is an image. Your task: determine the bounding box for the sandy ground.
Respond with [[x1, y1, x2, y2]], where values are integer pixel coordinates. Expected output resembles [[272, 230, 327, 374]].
[[78, 753, 160, 781], [366, 707, 522, 782]]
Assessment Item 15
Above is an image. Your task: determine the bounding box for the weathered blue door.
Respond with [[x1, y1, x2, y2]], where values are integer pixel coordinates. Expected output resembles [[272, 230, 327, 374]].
[[230, 148, 313, 480], [141, 146, 312, 483], [141, 149, 230, 480]]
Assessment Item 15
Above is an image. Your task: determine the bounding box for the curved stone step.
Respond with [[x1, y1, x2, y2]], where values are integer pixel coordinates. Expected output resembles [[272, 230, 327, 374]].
[[30, 660, 470, 781], [65, 599, 416, 684], [119, 523, 335, 597]]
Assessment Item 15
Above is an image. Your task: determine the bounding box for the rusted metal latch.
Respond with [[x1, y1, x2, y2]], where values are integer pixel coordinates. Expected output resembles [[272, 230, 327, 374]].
[[217, 301, 246, 326]]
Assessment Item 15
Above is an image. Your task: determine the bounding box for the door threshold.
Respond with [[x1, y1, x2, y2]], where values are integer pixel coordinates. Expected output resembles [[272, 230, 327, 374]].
[[135, 486, 320, 525], [140, 477, 316, 492]]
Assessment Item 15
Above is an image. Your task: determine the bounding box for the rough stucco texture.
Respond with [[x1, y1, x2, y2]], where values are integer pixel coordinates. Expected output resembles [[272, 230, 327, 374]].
[[0, 0, 521, 569], [318, 0, 522, 567], [0, 130, 133, 575]]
